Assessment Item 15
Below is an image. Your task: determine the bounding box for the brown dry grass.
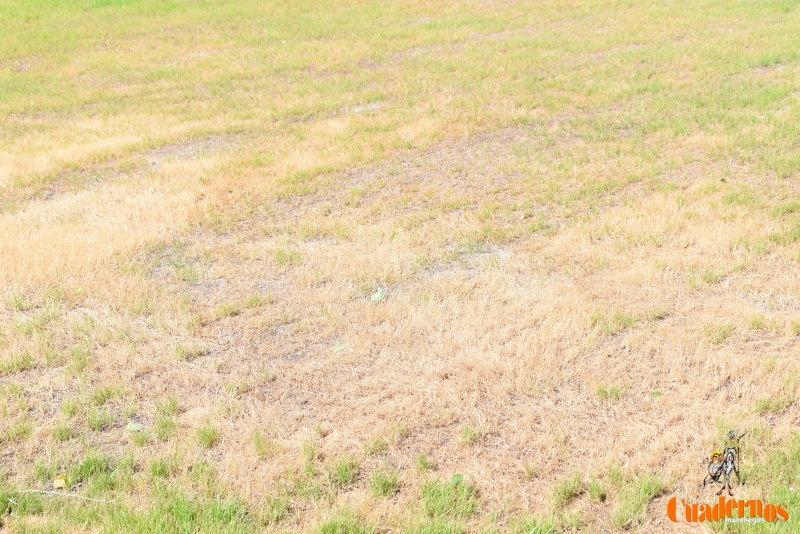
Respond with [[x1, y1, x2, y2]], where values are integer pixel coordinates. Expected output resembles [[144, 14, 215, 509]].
[[2, 1, 800, 532]]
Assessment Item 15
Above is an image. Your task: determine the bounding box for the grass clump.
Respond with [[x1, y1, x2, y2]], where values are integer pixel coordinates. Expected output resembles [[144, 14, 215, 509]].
[[3, 418, 32, 443], [590, 310, 636, 335], [510, 514, 558, 534], [68, 346, 90, 374], [750, 314, 767, 330], [245, 294, 271, 308], [362, 435, 387, 456], [459, 424, 483, 446], [0, 351, 33, 375], [253, 430, 280, 458], [597, 384, 623, 402], [274, 248, 301, 267], [175, 343, 207, 361], [86, 408, 113, 431], [61, 397, 79, 417], [791, 319, 800, 337], [607, 463, 627, 488], [587, 477, 606, 502], [89, 383, 123, 406], [328, 458, 359, 488], [5, 291, 33, 311], [215, 302, 241, 318], [550, 471, 582, 508], [416, 453, 435, 472], [52, 421, 74, 442], [260, 494, 291, 526], [610, 473, 664, 529], [197, 422, 220, 449], [421, 475, 479, 520], [370, 469, 400, 498], [154, 396, 178, 441], [317, 507, 374, 534], [150, 455, 181, 478], [701, 267, 723, 284], [705, 323, 733, 344], [390, 420, 410, 443]]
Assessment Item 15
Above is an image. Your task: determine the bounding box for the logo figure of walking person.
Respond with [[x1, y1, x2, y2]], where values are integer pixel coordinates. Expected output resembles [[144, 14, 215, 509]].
[[704, 430, 746, 496]]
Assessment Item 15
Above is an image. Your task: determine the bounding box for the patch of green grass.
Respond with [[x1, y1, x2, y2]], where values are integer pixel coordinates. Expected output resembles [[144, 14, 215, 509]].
[[302, 441, 319, 463], [197, 422, 220, 449], [274, 248, 302, 267], [52, 421, 74, 442], [86, 407, 114, 431], [612, 310, 636, 330], [150, 454, 181, 478], [0, 351, 33, 375], [260, 494, 291, 526], [610, 473, 664, 529], [701, 266, 724, 284], [549, 471, 582, 508], [644, 307, 667, 324], [416, 453, 436, 472], [328, 457, 359, 488], [175, 343, 208, 361], [421, 475, 479, 520], [523, 463, 537, 480], [597, 384, 623, 402], [5, 290, 33, 311], [370, 469, 400, 498], [67, 346, 90, 374], [71, 450, 113, 487], [215, 302, 241, 318], [590, 310, 636, 335], [509, 514, 558, 534], [245, 294, 271, 308], [587, 477, 606, 502], [459, 424, 483, 446], [705, 323, 733, 344], [733, 433, 800, 532], [363, 435, 387, 456], [94, 488, 252, 533], [153, 396, 178, 441], [750, 314, 767, 330], [61, 397, 79, 417], [390, 420, 410, 443], [317, 507, 374, 534], [3, 418, 32, 443], [89, 383, 123, 406], [791, 319, 800, 336], [606, 463, 626, 488]]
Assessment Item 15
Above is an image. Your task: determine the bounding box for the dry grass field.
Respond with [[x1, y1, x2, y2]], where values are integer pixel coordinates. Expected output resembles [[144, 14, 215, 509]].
[[2, 0, 800, 532]]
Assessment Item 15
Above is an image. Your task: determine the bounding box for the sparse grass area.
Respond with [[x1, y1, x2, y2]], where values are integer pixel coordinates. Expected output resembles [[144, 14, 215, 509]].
[[705, 323, 733, 344], [3, 0, 800, 531], [362, 435, 387, 457], [610, 473, 663, 529], [415, 454, 435, 473], [328, 458, 359, 489], [370, 469, 400, 498], [421, 475, 480, 521], [86, 407, 113, 431], [549, 471, 582, 508], [175, 343, 208, 361], [459, 424, 483, 446], [197, 422, 220, 449], [597, 384, 623, 402]]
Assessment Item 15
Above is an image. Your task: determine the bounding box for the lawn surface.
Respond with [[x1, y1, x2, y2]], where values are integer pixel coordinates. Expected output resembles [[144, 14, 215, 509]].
[[1, 0, 800, 532]]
